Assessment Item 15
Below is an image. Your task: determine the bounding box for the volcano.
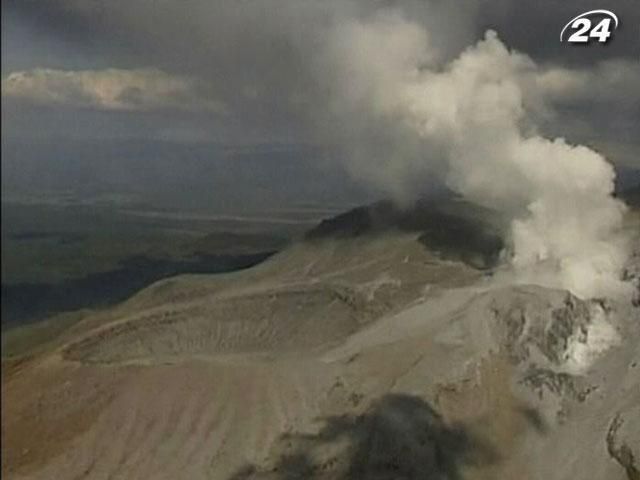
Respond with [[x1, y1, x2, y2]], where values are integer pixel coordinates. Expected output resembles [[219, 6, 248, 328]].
[[3, 198, 639, 480]]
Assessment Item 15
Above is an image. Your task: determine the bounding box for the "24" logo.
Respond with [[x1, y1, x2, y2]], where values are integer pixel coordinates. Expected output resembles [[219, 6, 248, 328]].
[[560, 10, 619, 44]]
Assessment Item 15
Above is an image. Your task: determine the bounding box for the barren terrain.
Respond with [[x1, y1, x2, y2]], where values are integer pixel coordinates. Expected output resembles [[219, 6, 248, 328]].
[[2, 207, 639, 480]]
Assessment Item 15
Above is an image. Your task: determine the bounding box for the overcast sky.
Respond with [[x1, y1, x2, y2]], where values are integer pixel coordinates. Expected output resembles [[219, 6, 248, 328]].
[[2, 0, 638, 209]]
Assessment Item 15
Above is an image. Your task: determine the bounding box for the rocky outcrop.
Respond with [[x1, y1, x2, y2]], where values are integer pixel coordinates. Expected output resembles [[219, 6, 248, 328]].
[[607, 414, 640, 480]]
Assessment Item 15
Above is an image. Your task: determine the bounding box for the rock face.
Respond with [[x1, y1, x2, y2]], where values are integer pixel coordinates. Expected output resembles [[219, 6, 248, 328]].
[[607, 413, 640, 480], [3, 228, 639, 480], [306, 197, 504, 269]]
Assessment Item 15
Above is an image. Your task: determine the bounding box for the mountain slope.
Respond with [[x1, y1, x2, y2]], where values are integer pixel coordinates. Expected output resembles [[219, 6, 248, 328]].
[[3, 203, 639, 480]]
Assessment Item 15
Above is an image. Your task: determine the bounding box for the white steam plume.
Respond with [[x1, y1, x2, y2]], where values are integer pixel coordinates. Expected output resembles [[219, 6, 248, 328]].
[[319, 11, 630, 298]]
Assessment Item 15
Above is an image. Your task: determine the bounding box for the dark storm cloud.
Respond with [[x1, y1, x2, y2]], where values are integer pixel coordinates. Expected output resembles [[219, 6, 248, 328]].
[[2, 0, 639, 169], [477, 0, 640, 65], [6, 0, 637, 68], [2, 1, 479, 133]]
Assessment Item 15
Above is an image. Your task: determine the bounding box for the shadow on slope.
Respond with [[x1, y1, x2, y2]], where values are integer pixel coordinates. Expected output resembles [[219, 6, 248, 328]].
[[230, 393, 498, 480], [2, 252, 274, 328], [306, 197, 504, 270]]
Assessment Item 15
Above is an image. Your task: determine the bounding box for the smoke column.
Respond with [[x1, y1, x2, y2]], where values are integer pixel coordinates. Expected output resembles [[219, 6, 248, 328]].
[[320, 11, 630, 298]]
